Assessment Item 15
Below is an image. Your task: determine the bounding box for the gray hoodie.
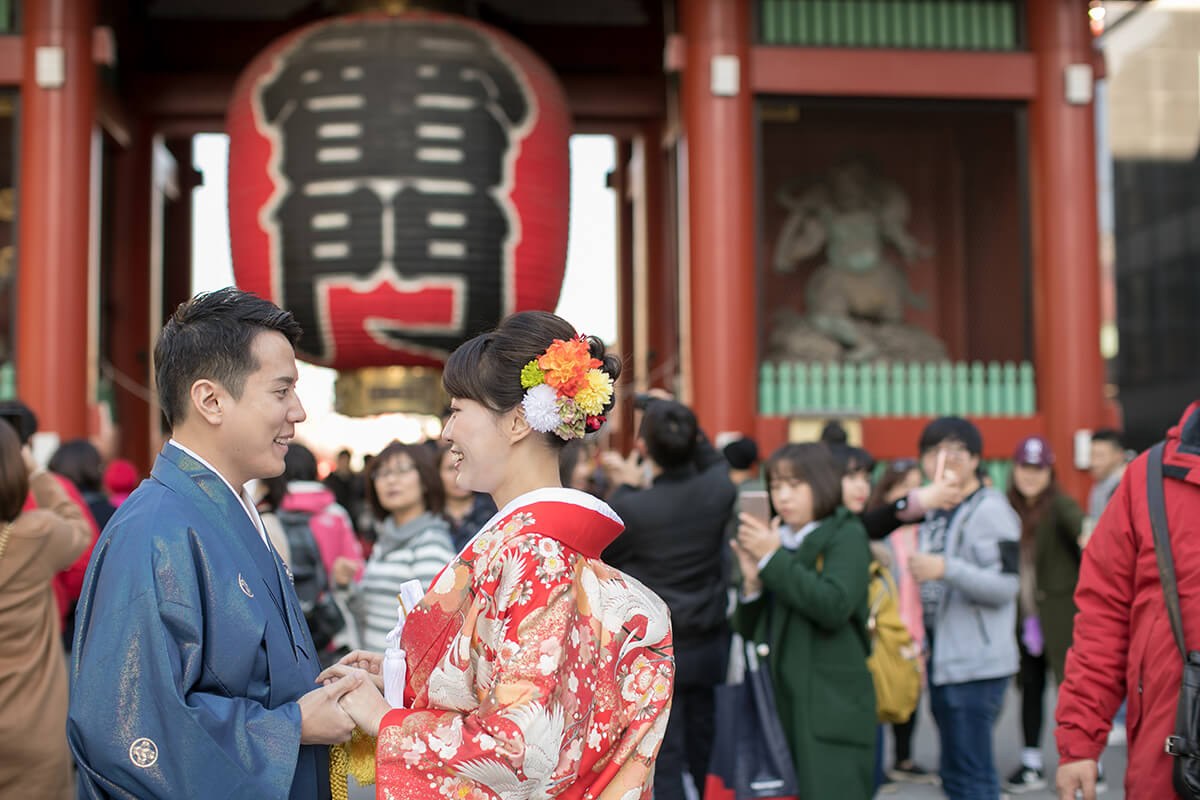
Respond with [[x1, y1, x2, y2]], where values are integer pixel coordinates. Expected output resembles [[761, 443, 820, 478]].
[[919, 486, 1021, 686]]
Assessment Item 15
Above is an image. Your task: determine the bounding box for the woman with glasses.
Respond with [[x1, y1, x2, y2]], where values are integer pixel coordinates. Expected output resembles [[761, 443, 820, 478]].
[[358, 441, 456, 651]]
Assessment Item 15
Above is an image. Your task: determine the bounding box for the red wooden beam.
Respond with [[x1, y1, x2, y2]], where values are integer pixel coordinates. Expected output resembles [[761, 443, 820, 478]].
[[750, 47, 1037, 100], [138, 72, 665, 133]]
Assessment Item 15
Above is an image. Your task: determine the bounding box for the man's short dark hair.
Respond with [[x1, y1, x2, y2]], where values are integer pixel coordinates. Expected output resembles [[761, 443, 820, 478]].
[[820, 420, 849, 446], [1092, 428, 1124, 449], [337, 448, 352, 460], [723, 437, 759, 470], [918, 416, 983, 456], [154, 288, 302, 429], [0, 400, 38, 446], [638, 400, 698, 470], [50, 439, 105, 493]]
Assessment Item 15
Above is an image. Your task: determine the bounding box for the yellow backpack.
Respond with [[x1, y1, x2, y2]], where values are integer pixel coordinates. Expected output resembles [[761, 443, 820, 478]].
[[866, 561, 921, 724]]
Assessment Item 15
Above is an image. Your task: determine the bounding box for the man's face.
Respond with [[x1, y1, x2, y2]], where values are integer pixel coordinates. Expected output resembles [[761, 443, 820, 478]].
[[1090, 440, 1124, 481], [920, 439, 979, 487], [219, 331, 306, 486], [337, 453, 352, 473]]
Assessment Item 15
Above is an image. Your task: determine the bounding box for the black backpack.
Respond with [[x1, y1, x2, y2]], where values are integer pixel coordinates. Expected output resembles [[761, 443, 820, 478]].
[[1147, 441, 1200, 799], [277, 509, 346, 653]]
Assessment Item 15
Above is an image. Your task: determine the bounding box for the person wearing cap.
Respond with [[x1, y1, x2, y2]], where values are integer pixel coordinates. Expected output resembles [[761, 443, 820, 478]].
[[1001, 436, 1090, 795]]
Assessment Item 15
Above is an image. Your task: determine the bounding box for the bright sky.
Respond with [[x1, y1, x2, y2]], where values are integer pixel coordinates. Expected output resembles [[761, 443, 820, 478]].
[[191, 133, 617, 463]]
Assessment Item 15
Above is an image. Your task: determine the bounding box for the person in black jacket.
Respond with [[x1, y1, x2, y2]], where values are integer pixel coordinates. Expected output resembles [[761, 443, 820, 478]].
[[602, 399, 735, 800]]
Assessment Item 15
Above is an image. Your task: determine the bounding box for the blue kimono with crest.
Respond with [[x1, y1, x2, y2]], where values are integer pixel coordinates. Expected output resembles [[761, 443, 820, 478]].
[[67, 444, 331, 799]]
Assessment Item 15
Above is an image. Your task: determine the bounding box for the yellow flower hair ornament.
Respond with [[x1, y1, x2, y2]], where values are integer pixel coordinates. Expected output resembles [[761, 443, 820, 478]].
[[520, 335, 612, 440]]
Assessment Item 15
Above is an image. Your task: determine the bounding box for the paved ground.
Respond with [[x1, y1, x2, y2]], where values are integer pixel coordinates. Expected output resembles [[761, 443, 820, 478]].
[[346, 683, 1126, 799], [881, 684, 1125, 799]]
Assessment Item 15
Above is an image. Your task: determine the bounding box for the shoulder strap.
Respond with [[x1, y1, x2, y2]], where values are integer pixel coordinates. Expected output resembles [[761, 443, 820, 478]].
[[1148, 440, 1188, 657]]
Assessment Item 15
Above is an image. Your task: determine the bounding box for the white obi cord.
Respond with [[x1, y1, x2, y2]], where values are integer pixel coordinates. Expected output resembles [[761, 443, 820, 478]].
[[383, 579, 427, 708]]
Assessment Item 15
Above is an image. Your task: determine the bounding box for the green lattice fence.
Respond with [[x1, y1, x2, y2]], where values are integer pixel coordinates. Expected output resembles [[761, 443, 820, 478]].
[[760, 360, 1035, 417], [758, 0, 1022, 50]]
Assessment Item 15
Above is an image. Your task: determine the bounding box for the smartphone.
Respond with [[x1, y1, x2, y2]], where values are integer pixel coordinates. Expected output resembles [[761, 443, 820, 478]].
[[740, 490, 771, 525]]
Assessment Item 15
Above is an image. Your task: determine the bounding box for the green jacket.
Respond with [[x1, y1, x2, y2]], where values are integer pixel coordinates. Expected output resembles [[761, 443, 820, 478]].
[[1032, 491, 1084, 681], [731, 506, 875, 800]]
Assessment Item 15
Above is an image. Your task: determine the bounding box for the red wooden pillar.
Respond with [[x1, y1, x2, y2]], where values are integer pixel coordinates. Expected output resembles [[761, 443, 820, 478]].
[[679, 0, 756, 438], [17, 0, 96, 439], [1028, 0, 1104, 502], [612, 139, 636, 452], [107, 120, 153, 474]]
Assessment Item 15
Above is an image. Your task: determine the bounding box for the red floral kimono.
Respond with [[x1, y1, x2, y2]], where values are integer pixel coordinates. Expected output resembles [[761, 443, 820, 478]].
[[377, 488, 674, 800]]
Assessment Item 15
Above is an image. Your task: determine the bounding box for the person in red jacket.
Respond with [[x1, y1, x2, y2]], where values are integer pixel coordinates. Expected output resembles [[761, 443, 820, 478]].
[[1055, 400, 1200, 799]]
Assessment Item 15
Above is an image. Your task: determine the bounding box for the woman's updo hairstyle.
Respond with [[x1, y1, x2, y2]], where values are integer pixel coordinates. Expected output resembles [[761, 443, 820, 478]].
[[443, 311, 622, 446]]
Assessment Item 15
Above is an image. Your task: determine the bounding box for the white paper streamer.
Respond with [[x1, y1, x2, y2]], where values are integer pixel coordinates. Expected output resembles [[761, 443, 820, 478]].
[[382, 579, 426, 708]]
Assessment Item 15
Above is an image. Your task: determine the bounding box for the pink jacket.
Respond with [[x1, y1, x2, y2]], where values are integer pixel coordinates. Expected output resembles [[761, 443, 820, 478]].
[[280, 482, 364, 583]]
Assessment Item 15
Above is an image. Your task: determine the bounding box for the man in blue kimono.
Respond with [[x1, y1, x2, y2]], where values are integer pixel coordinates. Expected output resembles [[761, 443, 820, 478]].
[[67, 288, 361, 799]]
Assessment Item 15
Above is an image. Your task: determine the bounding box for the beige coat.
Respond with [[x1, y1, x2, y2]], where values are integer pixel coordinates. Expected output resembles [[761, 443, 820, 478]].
[[0, 472, 92, 800]]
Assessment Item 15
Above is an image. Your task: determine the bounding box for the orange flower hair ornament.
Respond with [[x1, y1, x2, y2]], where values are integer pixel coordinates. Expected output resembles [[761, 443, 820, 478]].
[[520, 335, 613, 440]]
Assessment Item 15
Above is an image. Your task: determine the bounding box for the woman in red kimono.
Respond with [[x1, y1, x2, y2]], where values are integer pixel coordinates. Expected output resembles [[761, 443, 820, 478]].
[[320, 311, 675, 800]]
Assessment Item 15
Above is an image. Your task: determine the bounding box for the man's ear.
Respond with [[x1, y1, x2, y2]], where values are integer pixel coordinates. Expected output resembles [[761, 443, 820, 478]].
[[189, 379, 225, 427]]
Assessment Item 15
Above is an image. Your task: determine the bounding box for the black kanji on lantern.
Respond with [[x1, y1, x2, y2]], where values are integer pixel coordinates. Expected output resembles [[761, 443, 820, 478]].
[[255, 18, 532, 362]]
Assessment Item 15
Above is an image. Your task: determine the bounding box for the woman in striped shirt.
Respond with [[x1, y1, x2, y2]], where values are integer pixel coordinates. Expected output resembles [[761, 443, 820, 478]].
[[357, 441, 456, 652]]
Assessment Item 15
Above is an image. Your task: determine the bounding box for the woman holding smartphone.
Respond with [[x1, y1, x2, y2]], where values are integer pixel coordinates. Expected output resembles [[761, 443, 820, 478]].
[[731, 442, 876, 800]]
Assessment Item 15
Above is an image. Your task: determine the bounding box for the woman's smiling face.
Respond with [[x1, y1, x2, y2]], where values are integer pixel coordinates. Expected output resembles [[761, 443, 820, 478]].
[[440, 398, 513, 496]]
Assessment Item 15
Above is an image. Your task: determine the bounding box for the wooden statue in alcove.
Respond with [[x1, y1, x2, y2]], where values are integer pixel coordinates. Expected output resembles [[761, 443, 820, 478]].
[[772, 160, 939, 362]]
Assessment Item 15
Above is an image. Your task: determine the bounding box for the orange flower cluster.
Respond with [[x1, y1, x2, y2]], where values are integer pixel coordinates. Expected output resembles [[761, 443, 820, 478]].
[[537, 337, 600, 396]]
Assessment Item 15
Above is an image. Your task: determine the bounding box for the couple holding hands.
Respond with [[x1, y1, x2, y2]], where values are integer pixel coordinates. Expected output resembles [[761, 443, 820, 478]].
[[66, 289, 673, 800]]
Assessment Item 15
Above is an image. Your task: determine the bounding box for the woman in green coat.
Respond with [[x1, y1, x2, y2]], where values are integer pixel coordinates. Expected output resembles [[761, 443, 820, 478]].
[[731, 442, 876, 800], [1002, 435, 1086, 793]]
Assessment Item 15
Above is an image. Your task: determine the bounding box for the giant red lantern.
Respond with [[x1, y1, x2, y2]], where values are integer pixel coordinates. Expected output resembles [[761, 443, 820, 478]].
[[227, 12, 571, 369]]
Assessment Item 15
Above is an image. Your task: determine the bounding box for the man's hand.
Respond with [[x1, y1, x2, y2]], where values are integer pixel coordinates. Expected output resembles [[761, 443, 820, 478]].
[[298, 673, 360, 744], [736, 513, 782, 563], [915, 470, 964, 511], [331, 556, 359, 587], [600, 450, 645, 489], [1056, 758, 1099, 800], [908, 552, 947, 582]]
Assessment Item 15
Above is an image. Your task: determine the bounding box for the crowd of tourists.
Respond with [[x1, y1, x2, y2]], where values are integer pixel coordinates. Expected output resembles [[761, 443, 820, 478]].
[[1, 285, 1186, 800]]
